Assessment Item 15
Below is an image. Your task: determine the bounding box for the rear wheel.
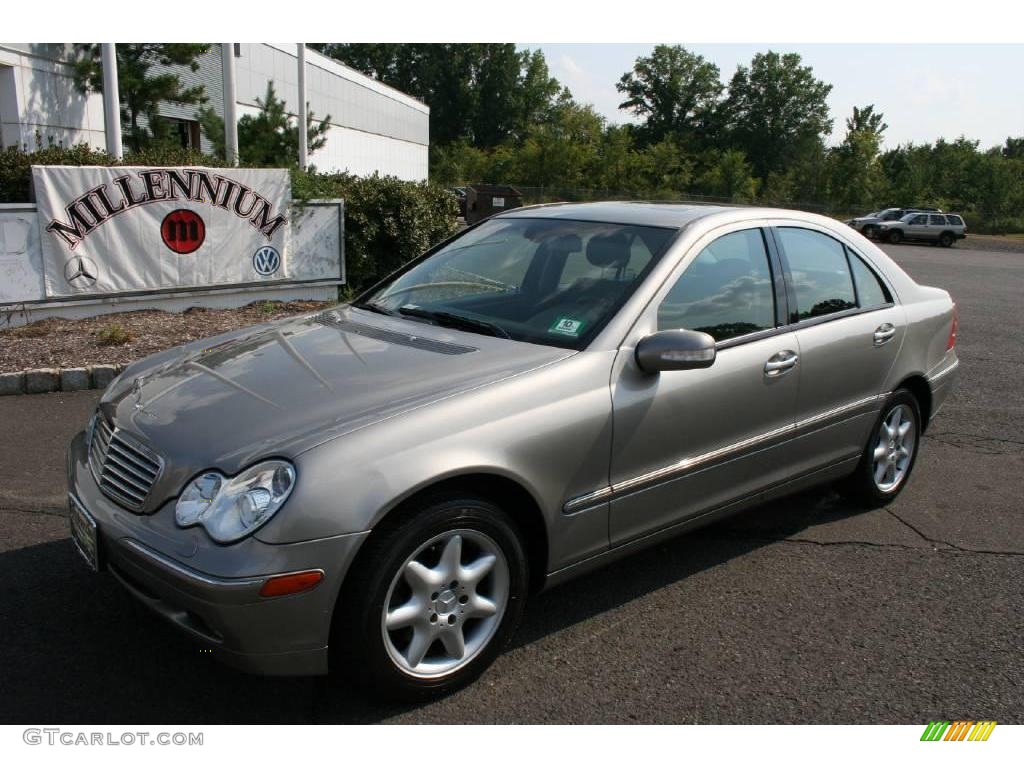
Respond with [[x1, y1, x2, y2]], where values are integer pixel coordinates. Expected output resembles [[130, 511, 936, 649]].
[[887, 229, 903, 245], [331, 494, 529, 701], [939, 231, 954, 247], [839, 389, 921, 506]]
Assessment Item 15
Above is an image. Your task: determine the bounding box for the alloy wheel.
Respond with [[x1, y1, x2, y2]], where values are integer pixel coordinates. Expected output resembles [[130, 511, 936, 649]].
[[381, 528, 510, 678], [871, 404, 916, 493]]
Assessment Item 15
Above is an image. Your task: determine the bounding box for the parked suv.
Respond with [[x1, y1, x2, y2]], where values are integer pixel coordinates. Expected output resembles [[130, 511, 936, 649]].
[[875, 212, 967, 247], [846, 207, 941, 238]]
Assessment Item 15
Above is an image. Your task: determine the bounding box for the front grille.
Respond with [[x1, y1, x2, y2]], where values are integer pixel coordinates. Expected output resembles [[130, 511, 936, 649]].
[[88, 414, 163, 512]]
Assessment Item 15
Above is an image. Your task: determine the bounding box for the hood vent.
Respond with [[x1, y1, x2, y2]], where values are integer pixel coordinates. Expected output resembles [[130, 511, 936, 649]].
[[315, 312, 477, 355]]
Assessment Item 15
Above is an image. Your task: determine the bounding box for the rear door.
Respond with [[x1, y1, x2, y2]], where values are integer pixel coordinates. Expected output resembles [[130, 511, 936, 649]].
[[772, 226, 904, 475], [927, 214, 948, 240]]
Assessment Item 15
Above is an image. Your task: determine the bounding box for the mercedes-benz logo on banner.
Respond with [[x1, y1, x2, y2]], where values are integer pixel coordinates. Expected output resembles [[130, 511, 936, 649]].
[[253, 245, 281, 276], [64, 256, 98, 287]]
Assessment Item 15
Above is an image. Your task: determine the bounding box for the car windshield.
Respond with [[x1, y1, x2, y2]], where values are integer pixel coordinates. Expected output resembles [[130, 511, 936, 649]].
[[356, 217, 678, 350]]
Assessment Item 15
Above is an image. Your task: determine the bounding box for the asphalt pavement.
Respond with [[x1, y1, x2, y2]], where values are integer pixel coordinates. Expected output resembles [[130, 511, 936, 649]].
[[0, 242, 1021, 724]]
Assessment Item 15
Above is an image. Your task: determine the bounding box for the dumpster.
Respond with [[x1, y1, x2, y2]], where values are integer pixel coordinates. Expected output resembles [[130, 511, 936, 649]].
[[465, 184, 523, 224]]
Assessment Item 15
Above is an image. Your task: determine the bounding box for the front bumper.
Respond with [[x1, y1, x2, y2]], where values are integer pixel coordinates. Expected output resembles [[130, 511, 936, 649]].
[[67, 431, 370, 676]]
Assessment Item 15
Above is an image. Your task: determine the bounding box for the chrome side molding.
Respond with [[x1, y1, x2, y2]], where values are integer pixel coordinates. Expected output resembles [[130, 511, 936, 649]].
[[564, 392, 885, 514]]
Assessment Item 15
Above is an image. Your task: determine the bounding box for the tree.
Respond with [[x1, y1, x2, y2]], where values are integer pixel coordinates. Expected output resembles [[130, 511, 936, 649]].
[[72, 44, 210, 152], [1002, 136, 1024, 160], [616, 45, 723, 147], [515, 101, 605, 189], [828, 105, 889, 210], [720, 51, 833, 181], [697, 149, 759, 202], [199, 82, 330, 166]]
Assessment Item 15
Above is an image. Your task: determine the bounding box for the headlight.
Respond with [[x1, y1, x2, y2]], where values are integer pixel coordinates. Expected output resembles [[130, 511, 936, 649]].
[[175, 460, 296, 543]]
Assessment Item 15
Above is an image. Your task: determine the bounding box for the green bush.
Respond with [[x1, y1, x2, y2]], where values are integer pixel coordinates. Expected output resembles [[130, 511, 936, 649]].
[[0, 142, 231, 203], [292, 170, 458, 291], [0, 144, 459, 292], [96, 323, 133, 346]]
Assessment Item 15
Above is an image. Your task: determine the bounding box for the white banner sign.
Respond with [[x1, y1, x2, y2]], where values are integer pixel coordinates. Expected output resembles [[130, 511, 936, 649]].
[[32, 165, 292, 298]]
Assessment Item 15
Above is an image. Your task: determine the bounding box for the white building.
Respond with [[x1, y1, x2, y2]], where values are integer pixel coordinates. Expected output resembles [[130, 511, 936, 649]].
[[0, 43, 429, 181]]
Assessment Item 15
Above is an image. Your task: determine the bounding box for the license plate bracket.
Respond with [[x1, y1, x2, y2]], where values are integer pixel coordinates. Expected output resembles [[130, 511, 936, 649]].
[[69, 495, 102, 572]]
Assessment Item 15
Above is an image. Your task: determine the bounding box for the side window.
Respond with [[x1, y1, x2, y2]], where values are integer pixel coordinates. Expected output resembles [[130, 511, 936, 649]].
[[776, 228, 856, 321], [657, 228, 775, 342], [847, 250, 891, 309], [910, 214, 928, 225], [929, 214, 946, 226], [946, 215, 963, 226]]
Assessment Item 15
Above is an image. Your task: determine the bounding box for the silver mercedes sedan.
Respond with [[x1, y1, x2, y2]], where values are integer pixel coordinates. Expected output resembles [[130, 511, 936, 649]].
[[67, 202, 959, 699]]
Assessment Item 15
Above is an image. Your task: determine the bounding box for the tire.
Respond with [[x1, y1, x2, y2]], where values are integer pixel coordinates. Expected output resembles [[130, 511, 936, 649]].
[[330, 493, 529, 701], [862, 225, 875, 239], [939, 231, 954, 247], [887, 229, 903, 245], [839, 389, 922, 506]]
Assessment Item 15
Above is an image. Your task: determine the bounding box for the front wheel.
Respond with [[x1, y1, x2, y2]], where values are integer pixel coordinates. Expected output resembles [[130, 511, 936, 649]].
[[839, 389, 921, 506], [331, 495, 529, 701], [887, 229, 903, 244]]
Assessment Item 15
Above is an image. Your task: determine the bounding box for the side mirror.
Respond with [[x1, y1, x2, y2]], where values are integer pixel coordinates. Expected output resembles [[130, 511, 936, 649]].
[[635, 329, 716, 373]]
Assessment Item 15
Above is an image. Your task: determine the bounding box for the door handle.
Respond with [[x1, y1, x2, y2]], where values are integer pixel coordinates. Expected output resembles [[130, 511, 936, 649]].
[[873, 323, 897, 346], [764, 350, 799, 377]]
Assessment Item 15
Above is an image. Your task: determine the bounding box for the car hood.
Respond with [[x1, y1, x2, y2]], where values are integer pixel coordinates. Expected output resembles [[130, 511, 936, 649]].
[[102, 306, 573, 482]]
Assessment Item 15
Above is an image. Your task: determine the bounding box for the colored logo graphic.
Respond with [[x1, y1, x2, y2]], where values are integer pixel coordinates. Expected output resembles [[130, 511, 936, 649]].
[[63, 255, 98, 287], [161, 209, 206, 254], [252, 245, 281, 276], [921, 721, 997, 741]]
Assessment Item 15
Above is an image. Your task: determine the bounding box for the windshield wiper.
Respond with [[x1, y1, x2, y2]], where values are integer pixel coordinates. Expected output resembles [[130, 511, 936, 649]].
[[352, 300, 395, 316], [397, 306, 511, 339]]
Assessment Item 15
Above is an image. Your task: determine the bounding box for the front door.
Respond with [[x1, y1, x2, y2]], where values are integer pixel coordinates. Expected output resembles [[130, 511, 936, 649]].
[[609, 225, 800, 545], [904, 213, 930, 239]]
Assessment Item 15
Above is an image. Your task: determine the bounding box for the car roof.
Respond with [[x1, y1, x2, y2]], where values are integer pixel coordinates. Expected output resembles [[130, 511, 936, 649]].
[[494, 201, 741, 229]]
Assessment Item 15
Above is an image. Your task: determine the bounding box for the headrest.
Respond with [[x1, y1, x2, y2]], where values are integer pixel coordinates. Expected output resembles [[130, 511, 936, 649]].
[[586, 232, 631, 268], [540, 233, 582, 254]]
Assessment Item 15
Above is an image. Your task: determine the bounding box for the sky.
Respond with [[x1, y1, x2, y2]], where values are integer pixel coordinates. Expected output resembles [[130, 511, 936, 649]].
[[523, 44, 1024, 151]]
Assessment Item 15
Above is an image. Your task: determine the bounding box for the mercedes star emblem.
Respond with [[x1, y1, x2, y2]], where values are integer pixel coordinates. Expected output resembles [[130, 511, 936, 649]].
[[64, 256, 98, 287]]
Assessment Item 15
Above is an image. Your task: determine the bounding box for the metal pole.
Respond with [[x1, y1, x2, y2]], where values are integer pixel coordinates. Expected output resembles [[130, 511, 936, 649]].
[[221, 43, 239, 165], [297, 43, 308, 170], [100, 44, 122, 159]]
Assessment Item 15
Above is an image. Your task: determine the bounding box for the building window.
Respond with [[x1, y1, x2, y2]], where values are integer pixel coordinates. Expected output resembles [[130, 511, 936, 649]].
[[164, 117, 201, 150]]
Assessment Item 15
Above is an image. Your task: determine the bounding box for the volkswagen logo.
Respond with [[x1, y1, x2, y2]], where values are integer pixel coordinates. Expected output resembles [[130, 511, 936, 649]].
[[253, 245, 281, 277], [64, 256, 98, 287]]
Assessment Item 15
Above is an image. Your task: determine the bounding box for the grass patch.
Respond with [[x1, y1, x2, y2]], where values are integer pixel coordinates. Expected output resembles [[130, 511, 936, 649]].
[[96, 323, 133, 346]]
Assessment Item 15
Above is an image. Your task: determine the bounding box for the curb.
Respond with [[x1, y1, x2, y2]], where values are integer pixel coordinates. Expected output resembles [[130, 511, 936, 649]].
[[0, 363, 127, 396]]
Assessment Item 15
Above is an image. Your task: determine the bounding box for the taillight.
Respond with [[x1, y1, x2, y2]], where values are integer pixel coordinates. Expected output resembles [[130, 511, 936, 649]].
[[946, 303, 958, 350]]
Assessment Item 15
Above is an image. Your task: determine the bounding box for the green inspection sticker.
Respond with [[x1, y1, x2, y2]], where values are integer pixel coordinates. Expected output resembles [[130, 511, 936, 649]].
[[549, 317, 584, 337]]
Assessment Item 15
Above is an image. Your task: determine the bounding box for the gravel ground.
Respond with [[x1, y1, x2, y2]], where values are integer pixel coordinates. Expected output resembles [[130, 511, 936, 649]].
[[0, 300, 329, 373]]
